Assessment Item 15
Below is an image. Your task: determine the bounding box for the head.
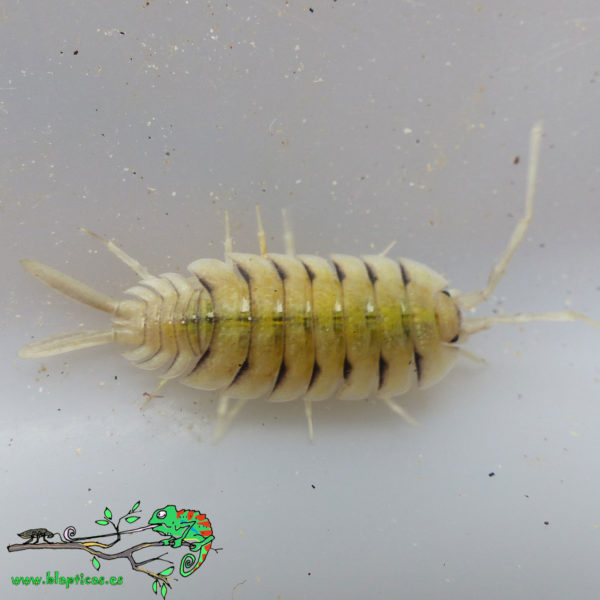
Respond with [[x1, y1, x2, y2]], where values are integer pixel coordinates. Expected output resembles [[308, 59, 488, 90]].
[[433, 289, 462, 345], [148, 505, 178, 536]]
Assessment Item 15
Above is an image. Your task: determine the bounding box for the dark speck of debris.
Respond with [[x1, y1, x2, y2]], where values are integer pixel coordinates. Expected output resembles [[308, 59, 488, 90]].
[[544, 521, 550, 526], [120, 31, 125, 35], [308, 572, 311, 576], [488, 472, 495, 477], [309, 7, 314, 12], [114, 375, 118, 380], [311, 484, 316, 489], [73, 49, 79, 55], [513, 156, 520, 165]]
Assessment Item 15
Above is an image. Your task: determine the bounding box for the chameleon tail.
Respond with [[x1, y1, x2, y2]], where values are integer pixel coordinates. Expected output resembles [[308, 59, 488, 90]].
[[180, 536, 214, 577]]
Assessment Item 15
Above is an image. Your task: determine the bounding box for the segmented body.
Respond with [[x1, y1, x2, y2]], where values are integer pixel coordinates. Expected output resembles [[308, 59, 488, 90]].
[[19, 124, 599, 436], [115, 253, 459, 403], [178, 510, 213, 577], [17, 528, 55, 544]]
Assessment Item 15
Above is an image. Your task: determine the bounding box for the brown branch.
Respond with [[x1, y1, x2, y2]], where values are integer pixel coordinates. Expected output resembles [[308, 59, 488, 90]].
[[7, 539, 174, 586]]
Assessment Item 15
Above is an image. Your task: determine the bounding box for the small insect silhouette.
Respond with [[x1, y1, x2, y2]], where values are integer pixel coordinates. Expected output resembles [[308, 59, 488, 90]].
[[17, 528, 56, 544]]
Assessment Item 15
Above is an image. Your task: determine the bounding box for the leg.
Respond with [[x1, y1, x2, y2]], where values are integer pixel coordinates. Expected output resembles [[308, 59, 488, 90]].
[[458, 122, 543, 310], [381, 397, 419, 427], [255, 205, 267, 256], [304, 398, 314, 441], [224, 210, 233, 266], [81, 228, 152, 280], [214, 396, 248, 442], [453, 345, 488, 365], [282, 208, 296, 256], [378, 240, 397, 257], [141, 378, 169, 409]]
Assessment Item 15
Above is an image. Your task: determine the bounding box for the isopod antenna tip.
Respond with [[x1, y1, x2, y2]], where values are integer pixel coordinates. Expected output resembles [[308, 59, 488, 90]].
[[454, 122, 600, 337], [18, 259, 117, 359], [457, 121, 544, 311], [461, 310, 600, 338]]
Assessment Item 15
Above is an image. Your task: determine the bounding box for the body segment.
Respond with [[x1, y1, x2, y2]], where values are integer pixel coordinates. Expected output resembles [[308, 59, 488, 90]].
[[100, 252, 457, 402]]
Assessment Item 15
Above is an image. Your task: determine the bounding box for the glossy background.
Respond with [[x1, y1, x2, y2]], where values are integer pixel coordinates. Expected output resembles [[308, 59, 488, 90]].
[[2, 2, 599, 599]]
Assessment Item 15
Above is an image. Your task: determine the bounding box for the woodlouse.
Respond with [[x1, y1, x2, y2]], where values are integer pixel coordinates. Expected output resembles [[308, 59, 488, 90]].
[[18, 124, 599, 438]]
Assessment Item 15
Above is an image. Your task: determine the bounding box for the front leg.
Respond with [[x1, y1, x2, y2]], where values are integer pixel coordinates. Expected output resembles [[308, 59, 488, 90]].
[[170, 522, 194, 548]]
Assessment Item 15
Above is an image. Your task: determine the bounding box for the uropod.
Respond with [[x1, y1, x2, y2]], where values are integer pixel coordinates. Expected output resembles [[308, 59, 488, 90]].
[[18, 123, 599, 439]]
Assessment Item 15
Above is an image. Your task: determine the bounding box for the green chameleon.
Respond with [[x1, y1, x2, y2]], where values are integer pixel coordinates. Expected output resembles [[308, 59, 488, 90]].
[[148, 505, 214, 577]]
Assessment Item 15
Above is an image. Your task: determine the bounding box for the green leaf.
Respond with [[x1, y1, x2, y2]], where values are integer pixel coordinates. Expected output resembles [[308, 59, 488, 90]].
[[92, 556, 100, 571], [152, 580, 158, 594], [95, 520, 109, 526], [125, 516, 140, 523], [104, 507, 113, 520], [161, 581, 168, 598], [159, 566, 174, 577], [132, 500, 141, 512]]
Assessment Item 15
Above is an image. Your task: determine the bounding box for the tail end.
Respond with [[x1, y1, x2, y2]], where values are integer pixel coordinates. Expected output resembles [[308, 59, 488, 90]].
[[19, 330, 115, 359], [20, 259, 117, 313], [19, 259, 119, 358]]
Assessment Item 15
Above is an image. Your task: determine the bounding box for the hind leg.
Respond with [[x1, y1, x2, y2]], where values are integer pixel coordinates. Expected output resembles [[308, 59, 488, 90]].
[[381, 397, 419, 427], [304, 398, 315, 441], [213, 396, 248, 442], [255, 206, 268, 256], [223, 210, 234, 266], [81, 228, 152, 279], [281, 208, 296, 256], [141, 378, 169, 409]]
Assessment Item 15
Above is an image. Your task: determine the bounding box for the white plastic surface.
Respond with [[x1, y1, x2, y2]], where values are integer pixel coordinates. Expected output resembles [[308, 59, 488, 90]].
[[2, 3, 600, 599]]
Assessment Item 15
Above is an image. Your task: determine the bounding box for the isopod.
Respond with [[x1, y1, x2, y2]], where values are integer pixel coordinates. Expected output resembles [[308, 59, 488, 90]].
[[18, 123, 599, 438]]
